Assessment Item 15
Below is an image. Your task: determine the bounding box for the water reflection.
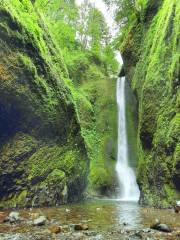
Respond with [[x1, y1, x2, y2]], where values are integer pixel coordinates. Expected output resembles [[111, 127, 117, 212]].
[[115, 201, 142, 229], [43, 199, 142, 231]]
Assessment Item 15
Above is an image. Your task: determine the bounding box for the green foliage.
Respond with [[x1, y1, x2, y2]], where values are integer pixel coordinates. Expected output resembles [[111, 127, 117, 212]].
[[87, 7, 109, 54], [36, 0, 118, 77], [110, 0, 148, 51]]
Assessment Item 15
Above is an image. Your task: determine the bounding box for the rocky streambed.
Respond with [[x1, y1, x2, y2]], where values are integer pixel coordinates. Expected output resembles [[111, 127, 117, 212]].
[[0, 200, 179, 240]]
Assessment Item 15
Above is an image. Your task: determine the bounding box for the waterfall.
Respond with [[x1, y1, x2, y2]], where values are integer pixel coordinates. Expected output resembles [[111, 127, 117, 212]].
[[116, 77, 140, 202]]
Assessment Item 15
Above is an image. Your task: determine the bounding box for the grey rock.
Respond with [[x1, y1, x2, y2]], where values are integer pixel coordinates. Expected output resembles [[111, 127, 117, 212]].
[[9, 211, 20, 223], [151, 223, 171, 232], [174, 200, 180, 213], [142, 228, 151, 233], [156, 223, 171, 232], [33, 216, 47, 226]]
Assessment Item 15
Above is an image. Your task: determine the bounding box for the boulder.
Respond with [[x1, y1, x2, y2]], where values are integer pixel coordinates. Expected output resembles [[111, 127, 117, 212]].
[[49, 225, 62, 234], [9, 212, 21, 223], [29, 212, 40, 219], [0, 212, 8, 223], [33, 216, 47, 226], [74, 224, 89, 231], [151, 223, 171, 233], [174, 200, 180, 213]]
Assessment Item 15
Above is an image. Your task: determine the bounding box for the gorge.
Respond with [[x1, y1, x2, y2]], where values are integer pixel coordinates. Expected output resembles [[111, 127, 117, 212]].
[[0, 0, 179, 239]]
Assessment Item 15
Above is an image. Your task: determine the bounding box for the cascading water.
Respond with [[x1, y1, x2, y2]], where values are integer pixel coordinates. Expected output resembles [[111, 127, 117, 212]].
[[116, 77, 140, 202]]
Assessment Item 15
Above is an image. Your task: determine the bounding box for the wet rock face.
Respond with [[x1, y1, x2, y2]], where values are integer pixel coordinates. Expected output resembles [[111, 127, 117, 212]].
[[122, 0, 180, 207], [30, 169, 68, 207], [0, 1, 88, 208]]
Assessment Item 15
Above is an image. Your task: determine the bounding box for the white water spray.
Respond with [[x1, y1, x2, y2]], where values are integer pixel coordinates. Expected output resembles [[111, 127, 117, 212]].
[[116, 77, 140, 202]]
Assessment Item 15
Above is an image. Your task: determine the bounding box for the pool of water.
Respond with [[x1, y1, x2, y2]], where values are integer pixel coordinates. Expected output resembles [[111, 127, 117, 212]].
[[0, 199, 179, 239]]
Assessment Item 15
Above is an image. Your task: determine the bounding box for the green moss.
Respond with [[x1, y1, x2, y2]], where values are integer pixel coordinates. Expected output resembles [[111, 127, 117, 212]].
[[26, 143, 87, 184], [0, 190, 28, 209], [125, 81, 138, 167], [75, 77, 118, 194], [122, 0, 180, 207], [16, 190, 28, 205], [0, 0, 88, 208], [89, 167, 114, 194]]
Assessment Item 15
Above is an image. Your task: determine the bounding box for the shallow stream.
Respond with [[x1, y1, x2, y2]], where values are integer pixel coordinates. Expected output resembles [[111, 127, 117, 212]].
[[0, 200, 179, 239]]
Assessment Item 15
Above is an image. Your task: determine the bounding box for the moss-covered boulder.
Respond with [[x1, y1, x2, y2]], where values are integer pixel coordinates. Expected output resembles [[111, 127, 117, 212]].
[[0, 0, 88, 208]]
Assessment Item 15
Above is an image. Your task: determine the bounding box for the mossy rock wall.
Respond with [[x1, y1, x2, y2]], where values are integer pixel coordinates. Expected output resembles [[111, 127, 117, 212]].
[[125, 81, 138, 168], [122, 0, 180, 207], [68, 62, 118, 196], [0, 0, 88, 208], [87, 76, 118, 196]]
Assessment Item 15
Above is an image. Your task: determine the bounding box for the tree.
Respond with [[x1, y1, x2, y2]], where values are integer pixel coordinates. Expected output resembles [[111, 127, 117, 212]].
[[75, 0, 92, 49], [76, 0, 110, 53], [87, 6, 110, 54], [35, 0, 78, 26], [35, 0, 118, 76], [104, 0, 147, 26]]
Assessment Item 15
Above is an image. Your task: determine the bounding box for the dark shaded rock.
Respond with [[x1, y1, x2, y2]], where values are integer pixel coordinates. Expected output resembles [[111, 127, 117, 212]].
[[123, 222, 128, 226], [151, 223, 172, 233], [74, 223, 89, 231], [119, 65, 125, 77]]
